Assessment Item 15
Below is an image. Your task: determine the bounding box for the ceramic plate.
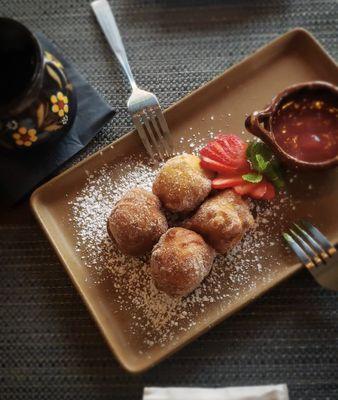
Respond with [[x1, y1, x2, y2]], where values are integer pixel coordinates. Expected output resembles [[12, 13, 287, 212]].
[[31, 29, 338, 373]]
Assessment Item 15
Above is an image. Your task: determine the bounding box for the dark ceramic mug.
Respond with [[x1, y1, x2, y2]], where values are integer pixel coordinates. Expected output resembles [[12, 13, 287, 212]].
[[0, 18, 76, 150], [245, 81, 338, 170]]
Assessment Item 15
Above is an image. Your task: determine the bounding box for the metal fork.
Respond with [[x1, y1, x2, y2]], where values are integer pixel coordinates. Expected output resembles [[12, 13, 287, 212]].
[[283, 220, 338, 291], [91, 0, 173, 161]]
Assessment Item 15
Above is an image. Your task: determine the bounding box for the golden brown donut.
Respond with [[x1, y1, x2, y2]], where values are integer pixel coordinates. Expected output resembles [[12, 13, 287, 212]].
[[184, 189, 254, 254], [107, 188, 168, 256], [150, 227, 215, 297], [152, 154, 212, 213]]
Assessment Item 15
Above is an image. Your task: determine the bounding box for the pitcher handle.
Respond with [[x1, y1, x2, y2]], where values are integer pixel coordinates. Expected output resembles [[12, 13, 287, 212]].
[[245, 107, 274, 143]]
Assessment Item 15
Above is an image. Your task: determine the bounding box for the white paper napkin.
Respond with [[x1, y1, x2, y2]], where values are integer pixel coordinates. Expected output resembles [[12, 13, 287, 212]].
[[143, 385, 289, 400]]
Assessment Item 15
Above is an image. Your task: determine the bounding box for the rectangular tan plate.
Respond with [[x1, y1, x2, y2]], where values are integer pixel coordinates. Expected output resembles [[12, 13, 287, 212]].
[[31, 29, 338, 373]]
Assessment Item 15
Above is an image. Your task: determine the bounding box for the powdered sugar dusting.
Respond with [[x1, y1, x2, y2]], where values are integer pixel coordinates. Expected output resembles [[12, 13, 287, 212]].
[[69, 154, 297, 350]]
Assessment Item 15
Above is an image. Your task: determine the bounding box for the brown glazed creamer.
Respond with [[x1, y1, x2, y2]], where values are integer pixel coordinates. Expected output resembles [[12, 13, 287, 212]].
[[245, 81, 338, 170]]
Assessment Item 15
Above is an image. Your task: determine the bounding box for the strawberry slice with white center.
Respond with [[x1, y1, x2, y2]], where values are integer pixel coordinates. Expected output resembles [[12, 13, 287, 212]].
[[200, 156, 239, 175], [211, 175, 244, 189]]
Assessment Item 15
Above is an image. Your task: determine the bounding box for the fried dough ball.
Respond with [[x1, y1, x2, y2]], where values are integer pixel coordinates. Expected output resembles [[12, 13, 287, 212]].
[[150, 227, 215, 297], [152, 154, 212, 213], [107, 188, 168, 256], [184, 189, 254, 254]]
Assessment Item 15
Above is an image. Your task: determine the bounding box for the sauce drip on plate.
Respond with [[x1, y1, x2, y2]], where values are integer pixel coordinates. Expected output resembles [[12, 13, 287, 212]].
[[272, 89, 338, 163]]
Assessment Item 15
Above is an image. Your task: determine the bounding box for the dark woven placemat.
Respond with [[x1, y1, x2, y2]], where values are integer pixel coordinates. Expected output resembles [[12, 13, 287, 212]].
[[1, 0, 338, 399]]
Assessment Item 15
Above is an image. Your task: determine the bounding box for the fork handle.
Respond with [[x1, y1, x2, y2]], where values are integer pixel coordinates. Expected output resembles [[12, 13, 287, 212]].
[[91, 0, 137, 90]]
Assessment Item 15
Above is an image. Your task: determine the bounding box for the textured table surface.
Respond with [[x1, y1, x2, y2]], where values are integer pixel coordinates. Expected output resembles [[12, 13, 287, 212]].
[[1, 1, 338, 399]]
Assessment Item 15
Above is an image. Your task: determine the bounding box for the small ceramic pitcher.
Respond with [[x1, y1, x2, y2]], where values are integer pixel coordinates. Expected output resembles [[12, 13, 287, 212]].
[[245, 81, 338, 170], [0, 18, 77, 150]]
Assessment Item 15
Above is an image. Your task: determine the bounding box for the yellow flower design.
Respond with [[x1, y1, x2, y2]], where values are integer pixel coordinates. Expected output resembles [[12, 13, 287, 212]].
[[45, 51, 63, 69], [12, 127, 38, 147], [50, 92, 69, 117]]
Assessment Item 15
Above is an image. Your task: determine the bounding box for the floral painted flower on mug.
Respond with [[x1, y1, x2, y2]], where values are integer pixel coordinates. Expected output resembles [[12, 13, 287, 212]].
[[12, 127, 38, 147], [50, 92, 69, 117]]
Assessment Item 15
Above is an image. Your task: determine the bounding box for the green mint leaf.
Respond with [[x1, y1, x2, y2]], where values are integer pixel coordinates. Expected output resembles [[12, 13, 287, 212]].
[[248, 141, 271, 161], [264, 162, 285, 189], [247, 141, 271, 172], [246, 140, 285, 191], [255, 154, 269, 172], [242, 172, 263, 183]]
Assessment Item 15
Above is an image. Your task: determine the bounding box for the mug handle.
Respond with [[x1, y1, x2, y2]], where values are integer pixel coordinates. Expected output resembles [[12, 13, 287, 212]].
[[245, 107, 273, 142]]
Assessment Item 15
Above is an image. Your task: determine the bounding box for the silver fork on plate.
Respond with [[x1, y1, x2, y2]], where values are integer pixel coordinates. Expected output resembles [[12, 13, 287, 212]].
[[283, 220, 338, 291], [91, 0, 173, 161]]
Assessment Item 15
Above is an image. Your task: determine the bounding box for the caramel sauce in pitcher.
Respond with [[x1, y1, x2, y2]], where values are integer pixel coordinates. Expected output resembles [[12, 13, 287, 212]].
[[272, 89, 338, 163]]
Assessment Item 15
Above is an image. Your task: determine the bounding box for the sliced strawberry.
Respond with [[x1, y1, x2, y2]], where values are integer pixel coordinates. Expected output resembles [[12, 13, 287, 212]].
[[216, 134, 247, 153], [261, 182, 276, 200], [200, 134, 248, 172], [200, 141, 228, 164], [200, 156, 239, 175], [233, 180, 273, 200], [215, 134, 248, 169], [231, 174, 276, 200], [233, 183, 257, 196], [211, 175, 244, 189], [249, 182, 268, 199], [235, 160, 252, 174]]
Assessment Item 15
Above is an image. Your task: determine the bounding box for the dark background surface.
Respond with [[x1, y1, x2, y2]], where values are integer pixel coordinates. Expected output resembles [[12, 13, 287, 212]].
[[1, 1, 338, 399]]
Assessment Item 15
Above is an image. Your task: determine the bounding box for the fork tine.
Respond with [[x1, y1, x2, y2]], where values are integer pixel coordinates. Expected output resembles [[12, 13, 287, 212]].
[[132, 115, 155, 161], [293, 223, 329, 260], [152, 122, 170, 157], [154, 108, 173, 148], [151, 114, 171, 157], [289, 228, 322, 265], [283, 232, 315, 269], [141, 112, 165, 161], [300, 220, 337, 256]]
